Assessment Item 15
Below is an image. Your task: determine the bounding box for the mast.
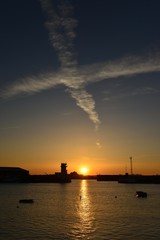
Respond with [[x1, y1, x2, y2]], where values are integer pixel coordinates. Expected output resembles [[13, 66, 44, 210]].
[[130, 157, 133, 175]]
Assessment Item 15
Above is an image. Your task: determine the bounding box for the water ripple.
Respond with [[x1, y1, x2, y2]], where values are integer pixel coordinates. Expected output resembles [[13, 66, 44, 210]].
[[0, 182, 159, 239]]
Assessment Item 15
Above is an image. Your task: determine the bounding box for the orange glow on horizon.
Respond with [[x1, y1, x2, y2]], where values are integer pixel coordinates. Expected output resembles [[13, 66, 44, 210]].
[[80, 166, 89, 175]]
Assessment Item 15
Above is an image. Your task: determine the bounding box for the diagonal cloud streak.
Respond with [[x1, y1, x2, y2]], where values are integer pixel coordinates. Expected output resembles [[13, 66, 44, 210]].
[[40, 0, 100, 129], [2, 55, 160, 97], [1, 0, 160, 129], [68, 88, 100, 128], [40, 0, 78, 68], [81, 55, 160, 84]]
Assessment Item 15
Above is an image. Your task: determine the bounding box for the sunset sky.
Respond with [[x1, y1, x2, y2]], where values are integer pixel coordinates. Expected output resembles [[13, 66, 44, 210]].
[[0, 0, 160, 175]]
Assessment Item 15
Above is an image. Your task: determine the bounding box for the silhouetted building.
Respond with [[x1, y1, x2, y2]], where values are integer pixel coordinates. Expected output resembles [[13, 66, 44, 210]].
[[61, 163, 67, 175], [0, 167, 29, 183], [0, 164, 72, 183], [30, 163, 71, 183], [70, 171, 79, 178], [55, 163, 68, 176]]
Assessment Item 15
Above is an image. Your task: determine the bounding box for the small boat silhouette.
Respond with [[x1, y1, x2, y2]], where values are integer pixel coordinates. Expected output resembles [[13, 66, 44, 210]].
[[19, 199, 34, 203], [136, 191, 147, 198]]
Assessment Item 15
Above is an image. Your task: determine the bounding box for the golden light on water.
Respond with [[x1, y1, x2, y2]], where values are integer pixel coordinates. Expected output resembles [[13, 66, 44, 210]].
[[71, 180, 96, 237]]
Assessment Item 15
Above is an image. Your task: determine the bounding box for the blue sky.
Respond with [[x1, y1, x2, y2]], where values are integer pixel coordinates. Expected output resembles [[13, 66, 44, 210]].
[[0, 0, 160, 174]]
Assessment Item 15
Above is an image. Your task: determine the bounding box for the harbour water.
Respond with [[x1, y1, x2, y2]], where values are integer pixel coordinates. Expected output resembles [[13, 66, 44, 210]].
[[0, 180, 159, 240]]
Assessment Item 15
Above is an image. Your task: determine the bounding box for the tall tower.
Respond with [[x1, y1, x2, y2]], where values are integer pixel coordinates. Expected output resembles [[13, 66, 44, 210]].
[[61, 163, 67, 175], [130, 157, 133, 175]]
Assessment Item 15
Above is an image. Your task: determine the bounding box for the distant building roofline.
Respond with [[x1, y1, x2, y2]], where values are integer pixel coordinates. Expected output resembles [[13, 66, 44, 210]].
[[0, 167, 29, 173]]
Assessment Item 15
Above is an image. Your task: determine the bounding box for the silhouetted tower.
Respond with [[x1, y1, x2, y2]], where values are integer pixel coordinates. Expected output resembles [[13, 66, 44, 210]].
[[130, 157, 133, 175], [61, 163, 67, 175]]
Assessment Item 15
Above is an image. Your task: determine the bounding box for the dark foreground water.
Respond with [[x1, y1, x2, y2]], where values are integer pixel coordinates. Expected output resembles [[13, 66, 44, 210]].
[[0, 180, 159, 240]]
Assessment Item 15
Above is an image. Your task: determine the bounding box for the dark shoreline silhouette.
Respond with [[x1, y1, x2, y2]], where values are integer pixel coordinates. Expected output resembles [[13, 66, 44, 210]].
[[97, 174, 160, 184], [0, 164, 71, 183], [0, 166, 160, 184]]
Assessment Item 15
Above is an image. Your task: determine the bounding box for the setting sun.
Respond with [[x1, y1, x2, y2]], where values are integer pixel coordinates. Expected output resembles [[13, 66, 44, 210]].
[[80, 167, 88, 175]]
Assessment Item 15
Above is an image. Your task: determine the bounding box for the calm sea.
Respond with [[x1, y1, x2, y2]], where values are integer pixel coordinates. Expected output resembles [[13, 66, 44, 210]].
[[0, 180, 159, 240]]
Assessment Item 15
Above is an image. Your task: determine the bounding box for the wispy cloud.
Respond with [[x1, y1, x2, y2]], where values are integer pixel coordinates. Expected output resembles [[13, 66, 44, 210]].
[[2, 55, 160, 98], [68, 88, 101, 128], [80, 54, 160, 85], [96, 139, 102, 148], [132, 87, 160, 96], [103, 86, 160, 101], [1, 72, 62, 98], [40, 0, 77, 68], [39, 0, 100, 129], [1, 0, 160, 130]]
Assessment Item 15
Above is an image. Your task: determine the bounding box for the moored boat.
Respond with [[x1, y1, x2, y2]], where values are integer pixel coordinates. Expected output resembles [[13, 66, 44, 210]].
[[19, 199, 34, 203], [136, 191, 147, 198]]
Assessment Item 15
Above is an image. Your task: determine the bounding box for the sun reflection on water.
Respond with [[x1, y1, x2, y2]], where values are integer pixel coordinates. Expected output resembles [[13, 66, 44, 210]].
[[71, 180, 96, 239]]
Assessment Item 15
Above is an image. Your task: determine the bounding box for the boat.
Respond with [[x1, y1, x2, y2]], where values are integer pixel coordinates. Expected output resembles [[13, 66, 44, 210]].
[[19, 199, 34, 203], [136, 191, 147, 198]]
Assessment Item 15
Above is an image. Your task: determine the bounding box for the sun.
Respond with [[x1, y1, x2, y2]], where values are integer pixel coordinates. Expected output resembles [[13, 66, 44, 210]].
[[80, 167, 88, 175]]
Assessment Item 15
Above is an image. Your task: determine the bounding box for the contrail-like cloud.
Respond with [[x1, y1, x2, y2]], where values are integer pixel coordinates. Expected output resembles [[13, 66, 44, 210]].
[[2, 54, 160, 97], [81, 54, 160, 84], [40, 0, 78, 68], [1, 1, 160, 129], [40, 0, 100, 129], [68, 88, 100, 128]]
